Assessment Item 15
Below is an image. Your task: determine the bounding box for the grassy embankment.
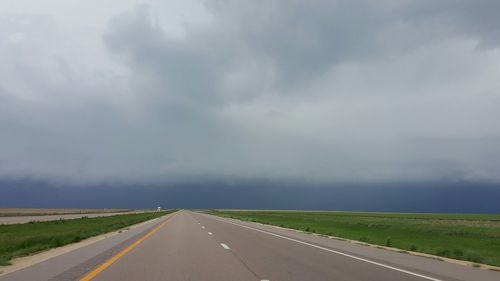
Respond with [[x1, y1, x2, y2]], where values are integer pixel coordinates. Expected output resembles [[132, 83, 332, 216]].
[[0, 211, 174, 265], [0, 208, 131, 217], [208, 210, 500, 267], [0, 208, 133, 217]]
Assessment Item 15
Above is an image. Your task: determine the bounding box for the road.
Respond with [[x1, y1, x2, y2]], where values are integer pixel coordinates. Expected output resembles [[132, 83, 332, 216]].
[[1, 210, 499, 281], [0, 212, 144, 225]]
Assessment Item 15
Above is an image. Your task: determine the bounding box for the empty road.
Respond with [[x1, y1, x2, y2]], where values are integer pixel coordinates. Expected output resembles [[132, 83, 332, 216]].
[[1, 210, 499, 281]]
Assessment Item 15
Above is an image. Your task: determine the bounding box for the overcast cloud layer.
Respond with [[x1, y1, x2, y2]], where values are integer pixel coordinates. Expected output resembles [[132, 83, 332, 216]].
[[1, 0, 500, 185]]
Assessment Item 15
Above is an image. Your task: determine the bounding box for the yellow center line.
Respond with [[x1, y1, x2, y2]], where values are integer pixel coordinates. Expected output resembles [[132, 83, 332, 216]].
[[79, 213, 175, 281]]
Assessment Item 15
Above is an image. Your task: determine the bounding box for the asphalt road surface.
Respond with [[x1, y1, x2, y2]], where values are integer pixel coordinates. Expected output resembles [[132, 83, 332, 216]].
[[1, 210, 499, 281]]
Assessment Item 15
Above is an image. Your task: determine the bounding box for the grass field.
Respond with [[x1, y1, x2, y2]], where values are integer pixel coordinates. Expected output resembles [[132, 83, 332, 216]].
[[0, 211, 174, 265], [208, 210, 500, 267]]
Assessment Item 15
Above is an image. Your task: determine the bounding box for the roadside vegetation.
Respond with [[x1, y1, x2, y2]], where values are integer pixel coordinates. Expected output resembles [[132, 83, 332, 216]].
[[0, 211, 174, 265], [208, 210, 500, 267], [0, 208, 131, 217]]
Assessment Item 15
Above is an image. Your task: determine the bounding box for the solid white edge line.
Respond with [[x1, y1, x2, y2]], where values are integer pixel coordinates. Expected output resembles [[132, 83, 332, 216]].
[[208, 215, 443, 281], [220, 243, 230, 250]]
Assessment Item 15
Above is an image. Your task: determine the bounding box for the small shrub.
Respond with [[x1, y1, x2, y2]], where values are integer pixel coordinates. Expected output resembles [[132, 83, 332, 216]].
[[385, 238, 392, 247], [453, 249, 463, 257], [410, 245, 417, 251], [0, 256, 11, 266], [53, 238, 64, 247], [435, 249, 451, 257], [72, 235, 83, 243]]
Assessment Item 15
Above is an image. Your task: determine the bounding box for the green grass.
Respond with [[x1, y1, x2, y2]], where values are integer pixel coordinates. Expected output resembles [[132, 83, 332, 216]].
[[208, 210, 500, 267], [0, 211, 175, 265]]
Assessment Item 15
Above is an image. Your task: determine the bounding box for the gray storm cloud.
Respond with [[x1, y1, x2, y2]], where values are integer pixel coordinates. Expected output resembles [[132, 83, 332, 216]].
[[0, 0, 500, 184]]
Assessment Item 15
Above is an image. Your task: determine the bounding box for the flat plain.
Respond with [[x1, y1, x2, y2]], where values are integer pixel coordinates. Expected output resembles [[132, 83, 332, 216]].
[[209, 210, 500, 267], [0, 208, 130, 217]]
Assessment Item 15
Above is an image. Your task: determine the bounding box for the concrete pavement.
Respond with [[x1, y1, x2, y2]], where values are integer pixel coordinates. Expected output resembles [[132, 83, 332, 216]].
[[1, 210, 499, 281]]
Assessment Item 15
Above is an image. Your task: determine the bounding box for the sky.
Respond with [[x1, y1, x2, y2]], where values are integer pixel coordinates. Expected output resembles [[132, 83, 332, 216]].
[[1, 1, 500, 193]]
